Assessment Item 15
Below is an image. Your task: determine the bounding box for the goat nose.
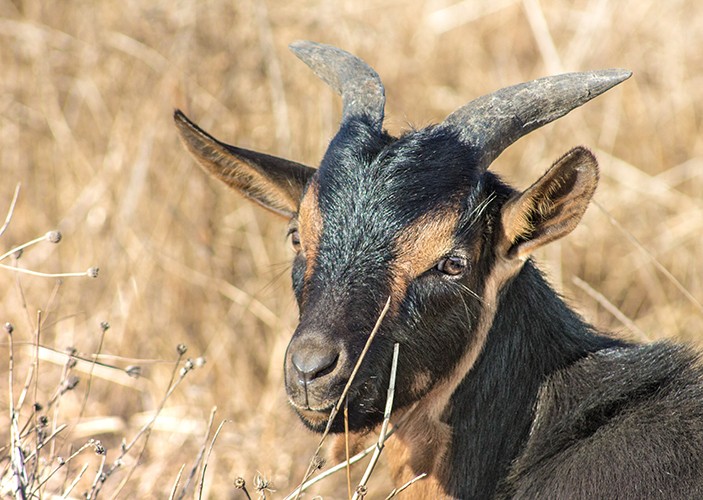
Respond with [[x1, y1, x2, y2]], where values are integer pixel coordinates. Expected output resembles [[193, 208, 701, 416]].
[[291, 348, 339, 384]]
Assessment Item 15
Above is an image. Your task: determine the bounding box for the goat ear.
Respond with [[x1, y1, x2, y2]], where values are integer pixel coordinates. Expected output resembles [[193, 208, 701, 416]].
[[500, 147, 599, 260], [174, 110, 316, 218]]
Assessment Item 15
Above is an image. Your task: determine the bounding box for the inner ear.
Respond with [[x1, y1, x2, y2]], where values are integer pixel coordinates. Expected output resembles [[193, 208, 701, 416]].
[[500, 146, 599, 260]]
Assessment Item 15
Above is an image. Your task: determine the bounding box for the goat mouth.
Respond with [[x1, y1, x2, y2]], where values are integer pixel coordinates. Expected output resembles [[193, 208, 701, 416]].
[[293, 404, 336, 429], [288, 399, 335, 413]]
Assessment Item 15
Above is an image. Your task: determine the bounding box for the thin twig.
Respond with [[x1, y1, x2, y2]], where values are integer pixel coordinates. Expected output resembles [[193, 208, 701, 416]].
[[178, 406, 217, 500], [61, 463, 89, 499], [21, 424, 68, 463], [50, 348, 78, 461], [8, 322, 29, 500], [31, 310, 42, 490], [0, 262, 95, 278], [29, 440, 94, 495], [286, 433, 388, 497], [0, 183, 21, 238], [572, 276, 650, 341], [15, 360, 34, 413], [197, 418, 228, 500], [78, 322, 110, 419], [344, 400, 352, 500], [593, 199, 703, 316], [352, 343, 400, 500], [0, 234, 51, 262], [87, 452, 107, 499], [384, 472, 427, 499], [13, 266, 36, 335], [291, 296, 391, 500], [40, 279, 63, 339], [106, 350, 191, 499], [169, 464, 186, 500]]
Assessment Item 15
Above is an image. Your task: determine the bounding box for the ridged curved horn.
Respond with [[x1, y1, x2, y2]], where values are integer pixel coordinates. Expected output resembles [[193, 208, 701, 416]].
[[290, 40, 385, 133], [443, 69, 632, 171]]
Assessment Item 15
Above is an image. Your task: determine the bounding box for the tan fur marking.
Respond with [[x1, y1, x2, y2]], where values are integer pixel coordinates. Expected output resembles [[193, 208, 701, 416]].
[[389, 209, 461, 308], [384, 256, 525, 498], [410, 369, 433, 396], [298, 180, 322, 284], [329, 429, 375, 463]]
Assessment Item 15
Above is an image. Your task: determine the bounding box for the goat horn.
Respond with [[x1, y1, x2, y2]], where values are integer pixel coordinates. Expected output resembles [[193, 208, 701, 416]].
[[290, 40, 386, 133], [443, 69, 632, 171]]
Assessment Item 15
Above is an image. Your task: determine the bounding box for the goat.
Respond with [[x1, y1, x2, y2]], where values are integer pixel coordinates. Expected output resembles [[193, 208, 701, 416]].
[[174, 41, 703, 498]]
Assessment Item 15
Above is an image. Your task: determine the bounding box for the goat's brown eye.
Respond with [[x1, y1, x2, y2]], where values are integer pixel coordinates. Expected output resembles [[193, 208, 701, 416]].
[[436, 256, 467, 276], [290, 229, 302, 252]]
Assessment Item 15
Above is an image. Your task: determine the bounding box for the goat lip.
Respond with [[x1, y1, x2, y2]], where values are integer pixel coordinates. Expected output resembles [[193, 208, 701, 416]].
[[288, 398, 335, 413], [293, 405, 336, 428]]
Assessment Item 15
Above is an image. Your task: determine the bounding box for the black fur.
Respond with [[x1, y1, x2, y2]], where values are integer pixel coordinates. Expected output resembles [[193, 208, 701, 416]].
[[443, 263, 624, 497], [287, 118, 703, 496]]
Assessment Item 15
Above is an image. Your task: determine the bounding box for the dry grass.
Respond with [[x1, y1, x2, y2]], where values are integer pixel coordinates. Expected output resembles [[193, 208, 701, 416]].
[[0, 0, 701, 497]]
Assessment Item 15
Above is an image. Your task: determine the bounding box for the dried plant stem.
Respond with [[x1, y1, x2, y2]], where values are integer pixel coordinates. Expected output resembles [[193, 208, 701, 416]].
[[39, 279, 63, 340], [21, 424, 67, 463], [169, 464, 186, 500], [384, 472, 427, 499], [294, 439, 377, 496], [0, 236, 48, 262], [197, 417, 228, 500], [593, 199, 703, 316], [86, 452, 107, 499], [50, 350, 77, 461], [0, 262, 93, 278], [572, 276, 649, 341], [291, 296, 391, 500], [31, 310, 42, 489], [30, 440, 94, 495], [8, 324, 29, 499], [179, 406, 217, 500], [61, 463, 89, 499], [344, 400, 352, 500], [15, 362, 34, 413], [13, 270, 35, 337], [78, 323, 109, 419], [30, 343, 165, 369], [352, 343, 400, 500], [0, 183, 20, 238], [105, 351, 189, 499]]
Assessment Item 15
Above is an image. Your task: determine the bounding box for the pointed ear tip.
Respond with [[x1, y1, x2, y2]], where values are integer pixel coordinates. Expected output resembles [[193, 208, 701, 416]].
[[570, 145, 597, 161], [568, 147, 600, 186], [173, 108, 192, 128], [172, 110, 208, 148]]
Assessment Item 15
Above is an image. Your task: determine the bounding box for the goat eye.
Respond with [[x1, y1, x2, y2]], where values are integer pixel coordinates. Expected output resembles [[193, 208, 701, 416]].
[[289, 229, 302, 252], [436, 256, 467, 276]]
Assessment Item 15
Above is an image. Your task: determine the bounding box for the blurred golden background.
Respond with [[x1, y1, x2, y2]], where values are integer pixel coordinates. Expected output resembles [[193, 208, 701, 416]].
[[1, 0, 701, 497]]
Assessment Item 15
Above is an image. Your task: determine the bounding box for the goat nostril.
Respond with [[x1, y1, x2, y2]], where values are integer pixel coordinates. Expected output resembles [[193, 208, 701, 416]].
[[291, 350, 339, 384]]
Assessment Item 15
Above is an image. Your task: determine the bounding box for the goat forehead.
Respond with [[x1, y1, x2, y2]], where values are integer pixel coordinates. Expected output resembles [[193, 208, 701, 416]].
[[300, 127, 483, 286], [316, 126, 482, 229]]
